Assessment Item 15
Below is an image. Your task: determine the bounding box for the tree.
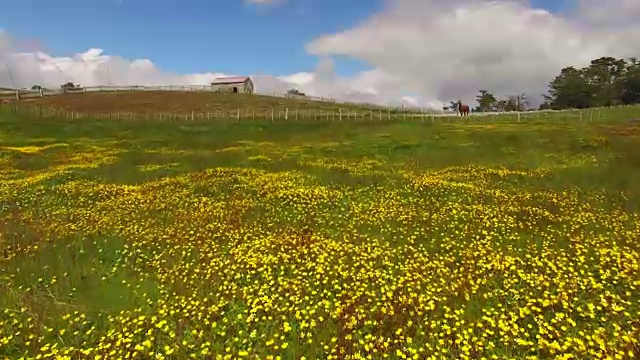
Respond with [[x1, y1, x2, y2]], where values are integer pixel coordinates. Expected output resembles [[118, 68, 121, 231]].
[[492, 99, 510, 112], [490, 94, 528, 112], [286, 88, 305, 97], [538, 101, 552, 110], [60, 82, 80, 89], [545, 66, 594, 109], [475, 90, 497, 112], [514, 93, 529, 111], [619, 59, 640, 105], [543, 56, 640, 109], [31, 85, 43, 90], [582, 56, 627, 106], [504, 96, 520, 112]]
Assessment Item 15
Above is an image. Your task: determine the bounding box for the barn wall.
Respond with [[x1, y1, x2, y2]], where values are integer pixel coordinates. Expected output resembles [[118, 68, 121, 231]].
[[212, 83, 238, 92], [212, 81, 253, 94], [245, 80, 254, 94]]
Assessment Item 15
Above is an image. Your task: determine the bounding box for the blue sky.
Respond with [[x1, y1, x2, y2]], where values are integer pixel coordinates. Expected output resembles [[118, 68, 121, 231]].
[[0, 0, 384, 77], [0, 0, 570, 78]]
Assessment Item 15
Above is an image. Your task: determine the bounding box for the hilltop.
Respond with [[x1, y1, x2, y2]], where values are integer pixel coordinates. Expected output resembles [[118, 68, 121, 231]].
[[26, 91, 407, 115]]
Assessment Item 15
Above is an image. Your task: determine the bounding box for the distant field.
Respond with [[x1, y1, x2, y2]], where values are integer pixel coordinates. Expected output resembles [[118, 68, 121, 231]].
[[26, 91, 401, 115], [10, 89, 640, 124], [6, 99, 640, 125], [0, 108, 639, 359]]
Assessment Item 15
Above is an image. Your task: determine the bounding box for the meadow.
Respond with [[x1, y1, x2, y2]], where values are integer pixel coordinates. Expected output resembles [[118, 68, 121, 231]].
[[0, 108, 639, 359], [27, 91, 397, 115]]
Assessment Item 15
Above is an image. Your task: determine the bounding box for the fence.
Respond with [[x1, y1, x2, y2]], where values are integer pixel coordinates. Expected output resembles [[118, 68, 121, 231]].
[[2, 102, 639, 124], [0, 104, 429, 122], [0, 85, 241, 101], [0, 85, 421, 112]]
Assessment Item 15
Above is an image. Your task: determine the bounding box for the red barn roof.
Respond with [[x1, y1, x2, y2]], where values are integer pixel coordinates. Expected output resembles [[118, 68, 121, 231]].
[[211, 76, 250, 84]]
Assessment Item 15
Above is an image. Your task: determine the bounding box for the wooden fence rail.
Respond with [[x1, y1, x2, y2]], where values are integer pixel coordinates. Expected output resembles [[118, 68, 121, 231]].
[[2, 103, 639, 124]]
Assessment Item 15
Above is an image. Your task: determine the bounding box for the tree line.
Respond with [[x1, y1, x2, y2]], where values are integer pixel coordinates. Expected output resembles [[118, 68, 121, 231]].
[[542, 56, 640, 109], [458, 92, 530, 113], [446, 56, 640, 112]]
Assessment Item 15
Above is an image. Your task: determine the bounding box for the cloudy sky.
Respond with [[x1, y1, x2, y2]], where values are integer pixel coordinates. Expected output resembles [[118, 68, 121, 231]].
[[1, 0, 639, 109]]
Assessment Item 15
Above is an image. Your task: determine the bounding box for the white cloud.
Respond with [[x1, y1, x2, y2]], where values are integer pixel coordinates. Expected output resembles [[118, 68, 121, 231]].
[[573, 0, 640, 27], [2, 0, 640, 109], [0, 28, 412, 107], [304, 0, 640, 107], [0, 31, 225, 89]]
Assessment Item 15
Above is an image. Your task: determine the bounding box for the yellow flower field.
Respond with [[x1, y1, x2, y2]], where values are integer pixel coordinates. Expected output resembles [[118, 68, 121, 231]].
[[0, 113, 639, 359]]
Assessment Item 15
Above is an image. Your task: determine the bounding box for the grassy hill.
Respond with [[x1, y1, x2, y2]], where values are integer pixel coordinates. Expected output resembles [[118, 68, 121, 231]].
[[28, 91, 407, 115]]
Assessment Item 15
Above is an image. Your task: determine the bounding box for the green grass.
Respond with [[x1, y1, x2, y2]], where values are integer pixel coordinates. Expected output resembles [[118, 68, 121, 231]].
[[25, 90, 410, 116], [0, 109, 639, 359]]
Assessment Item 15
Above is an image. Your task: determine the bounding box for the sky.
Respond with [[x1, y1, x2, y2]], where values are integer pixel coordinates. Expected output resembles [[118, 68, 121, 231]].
[[1, 0, 640, 109]]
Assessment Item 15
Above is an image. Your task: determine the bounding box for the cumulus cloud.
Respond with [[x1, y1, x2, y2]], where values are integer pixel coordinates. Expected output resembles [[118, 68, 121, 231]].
[[2, 0, 640, 109], [0, 32, 222, 89], [0, 28, 413, 107], [305, 0, 640, 107], [573, 0, 640, 27]]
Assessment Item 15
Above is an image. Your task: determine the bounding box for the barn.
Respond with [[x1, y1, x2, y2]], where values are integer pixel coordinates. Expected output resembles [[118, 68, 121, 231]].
[[211, 76, 254, 94]]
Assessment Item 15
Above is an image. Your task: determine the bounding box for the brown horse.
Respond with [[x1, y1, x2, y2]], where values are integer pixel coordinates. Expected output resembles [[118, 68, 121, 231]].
[[457, 100, 470, 117]]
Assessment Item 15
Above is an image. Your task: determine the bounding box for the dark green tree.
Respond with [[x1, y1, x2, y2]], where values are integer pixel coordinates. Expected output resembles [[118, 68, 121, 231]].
[[286, 88, 305, 97], [475, 90, 497, 112], [543, 56, 640, 109], [620, 58, 640, 105], [582, 56, 627, 106], [61, 82, 79, 89], [493, 99, 507, 112], [545, 66, 594, 109]]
